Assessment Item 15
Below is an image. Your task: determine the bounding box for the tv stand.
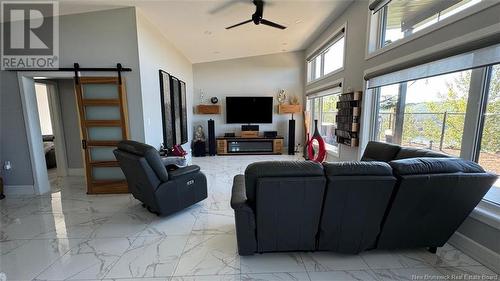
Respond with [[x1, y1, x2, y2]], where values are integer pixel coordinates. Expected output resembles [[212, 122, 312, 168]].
[[216, 136, 283, 155]]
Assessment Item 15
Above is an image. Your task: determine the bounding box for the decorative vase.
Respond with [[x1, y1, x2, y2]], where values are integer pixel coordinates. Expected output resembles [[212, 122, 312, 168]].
[[307, 120, 326, 163]]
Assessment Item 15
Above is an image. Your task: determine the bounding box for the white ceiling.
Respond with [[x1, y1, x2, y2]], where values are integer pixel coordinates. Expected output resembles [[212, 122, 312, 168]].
[[57, 0, 353, 63]]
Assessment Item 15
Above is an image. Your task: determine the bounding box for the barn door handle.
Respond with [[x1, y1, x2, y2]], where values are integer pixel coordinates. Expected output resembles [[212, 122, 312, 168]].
[[82, 139, 87, 150]]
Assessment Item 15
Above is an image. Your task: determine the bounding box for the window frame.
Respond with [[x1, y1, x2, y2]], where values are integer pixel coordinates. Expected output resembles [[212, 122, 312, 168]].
[[306, 23, 347, 85], [365, 0, 498, 59]]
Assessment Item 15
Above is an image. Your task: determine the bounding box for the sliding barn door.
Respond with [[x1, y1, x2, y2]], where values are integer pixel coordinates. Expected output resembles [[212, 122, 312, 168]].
[[75, 77, 129, 194]]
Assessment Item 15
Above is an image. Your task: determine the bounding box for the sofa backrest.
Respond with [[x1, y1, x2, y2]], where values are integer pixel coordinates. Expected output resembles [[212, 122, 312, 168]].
[[377, 157, 497, 249], [394, 147, 450, 160], [244, 161, 324, 204], [318, 161, 396, 254], [114, 140, 167, 207], [245, 161, 326, 252], [361, 141, 401, 162]]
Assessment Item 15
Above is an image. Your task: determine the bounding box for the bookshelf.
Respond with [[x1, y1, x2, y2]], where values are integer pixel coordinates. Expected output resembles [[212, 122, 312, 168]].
[[335, 91, 362, 147]]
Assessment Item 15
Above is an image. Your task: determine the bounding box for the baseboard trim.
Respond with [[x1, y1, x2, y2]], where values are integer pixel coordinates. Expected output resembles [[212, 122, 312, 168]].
[[449, 231, 500, 274], [4, 185, 35, 195], [67, 168, 84, 176]]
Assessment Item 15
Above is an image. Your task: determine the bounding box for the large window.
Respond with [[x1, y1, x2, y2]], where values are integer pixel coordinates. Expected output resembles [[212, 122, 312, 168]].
[[372, 0, 482, 50], [478, 65, 500, 204], [307, 30, 345, 83], [375, 70, 471, 156], [307, 93, 341, 152], [373, 65, 500, 205]]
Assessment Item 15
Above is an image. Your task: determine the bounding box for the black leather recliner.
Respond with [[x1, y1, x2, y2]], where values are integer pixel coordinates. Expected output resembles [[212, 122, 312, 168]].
[[231, 161, 326, 255], [114, 140, 207, 216]]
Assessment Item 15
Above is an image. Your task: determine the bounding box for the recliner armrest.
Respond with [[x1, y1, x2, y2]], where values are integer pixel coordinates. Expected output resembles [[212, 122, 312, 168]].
[[231, 175, 249, 209], [169, 165, 201, 179]]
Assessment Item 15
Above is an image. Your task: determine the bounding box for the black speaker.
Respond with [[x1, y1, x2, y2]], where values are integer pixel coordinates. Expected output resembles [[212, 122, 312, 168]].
[[208, 119, 216, 156], [264, 131, 277, 138], [288, 119, 295, 155], [242, 125, 259, 131]]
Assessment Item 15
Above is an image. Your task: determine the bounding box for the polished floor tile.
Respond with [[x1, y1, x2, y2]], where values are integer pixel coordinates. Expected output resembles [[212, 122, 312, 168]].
[[0, 154, 495, 281]]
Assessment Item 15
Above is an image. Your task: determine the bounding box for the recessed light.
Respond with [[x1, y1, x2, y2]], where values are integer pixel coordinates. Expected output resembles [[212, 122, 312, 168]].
[[295, 19, 303, 24], [204, 30, 212, 35]]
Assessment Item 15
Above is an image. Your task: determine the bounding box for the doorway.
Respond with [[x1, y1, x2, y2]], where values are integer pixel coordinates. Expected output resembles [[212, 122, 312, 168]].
[[33, 80, 85, 193]]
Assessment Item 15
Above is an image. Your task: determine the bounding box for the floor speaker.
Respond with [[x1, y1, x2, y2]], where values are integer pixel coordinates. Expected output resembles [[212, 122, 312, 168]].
[[208, 119, 216, 156], [288, 119, 295, 155]]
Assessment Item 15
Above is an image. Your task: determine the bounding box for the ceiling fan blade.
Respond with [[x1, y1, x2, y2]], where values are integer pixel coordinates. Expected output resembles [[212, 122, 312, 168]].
[[260, 19, 287, 30], [226, 19, 253, 30]]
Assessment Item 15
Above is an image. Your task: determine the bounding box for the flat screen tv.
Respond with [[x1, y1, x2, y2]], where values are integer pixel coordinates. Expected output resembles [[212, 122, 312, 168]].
[[226, 96, 273, 124]]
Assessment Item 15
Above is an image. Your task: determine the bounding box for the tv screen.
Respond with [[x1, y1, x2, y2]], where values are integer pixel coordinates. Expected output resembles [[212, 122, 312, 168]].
[[226, 97, 273, 124]]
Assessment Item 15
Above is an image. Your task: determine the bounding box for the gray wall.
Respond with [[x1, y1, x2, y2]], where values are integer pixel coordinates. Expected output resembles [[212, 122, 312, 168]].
[[193, 52, 305, 148], [0, 7, 142, 187], [135, 10, 194, 150], [305, 1, 368, 161], [55, 79, 83, 169]]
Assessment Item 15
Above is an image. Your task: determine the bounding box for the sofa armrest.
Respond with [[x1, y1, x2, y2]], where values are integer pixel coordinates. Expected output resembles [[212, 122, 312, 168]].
[[323, 161, 393, 176], [169, 165, 201, 179], [231, 175, 257, 255], [231, 175, 249, 209]]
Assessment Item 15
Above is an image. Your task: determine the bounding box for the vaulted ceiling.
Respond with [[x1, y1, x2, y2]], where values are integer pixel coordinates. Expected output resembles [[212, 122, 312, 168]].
[[58, 0, 353, 63]]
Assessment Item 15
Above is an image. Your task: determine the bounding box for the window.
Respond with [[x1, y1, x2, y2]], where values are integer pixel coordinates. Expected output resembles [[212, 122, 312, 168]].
[[373, 0, 482, 50], [374, 70, 471, 157], [372, 65, 500, 205], [306, 27, 345, 82], [307, 93, 341, 152], [478, 65, 500, 204]]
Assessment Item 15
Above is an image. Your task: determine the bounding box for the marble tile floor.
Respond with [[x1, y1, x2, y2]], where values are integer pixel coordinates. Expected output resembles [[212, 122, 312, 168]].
[[1, 155, 498, 281]]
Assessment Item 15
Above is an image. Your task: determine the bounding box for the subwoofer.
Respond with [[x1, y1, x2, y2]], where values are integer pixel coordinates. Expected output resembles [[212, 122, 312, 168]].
[[208, 119, 216, 156], [288, 119, 295, 155]]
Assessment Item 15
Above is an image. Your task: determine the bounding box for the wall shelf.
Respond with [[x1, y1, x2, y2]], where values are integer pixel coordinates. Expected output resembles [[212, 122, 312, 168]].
[[196, 104, 221, 114], [335, 91, 362, 147], [278, 104, 302, 114]]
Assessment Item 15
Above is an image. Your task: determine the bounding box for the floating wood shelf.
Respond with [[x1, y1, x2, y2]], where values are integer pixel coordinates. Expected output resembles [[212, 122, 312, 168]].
[[278, 104, 302, 114], [196, 104, 221, 114]]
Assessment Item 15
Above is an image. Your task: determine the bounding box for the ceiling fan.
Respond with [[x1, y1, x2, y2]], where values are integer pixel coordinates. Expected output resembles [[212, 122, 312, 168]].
[[225, 0, 287, 30]]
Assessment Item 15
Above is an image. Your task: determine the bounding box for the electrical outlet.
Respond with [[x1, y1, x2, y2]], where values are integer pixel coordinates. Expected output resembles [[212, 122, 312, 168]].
[[3, 161, 12, 171]]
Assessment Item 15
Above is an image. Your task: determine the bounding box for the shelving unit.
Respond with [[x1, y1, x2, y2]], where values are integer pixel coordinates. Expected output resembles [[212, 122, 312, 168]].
[[335, 91, 362, 147]]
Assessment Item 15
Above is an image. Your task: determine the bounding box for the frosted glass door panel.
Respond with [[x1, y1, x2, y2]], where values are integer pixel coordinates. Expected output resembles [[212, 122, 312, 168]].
[[82, 84, 119, 99], [88, 127, 122, 141], [92, 167, 125, 180], [85, 106, 121, 120], [90, 147, 117, 161]]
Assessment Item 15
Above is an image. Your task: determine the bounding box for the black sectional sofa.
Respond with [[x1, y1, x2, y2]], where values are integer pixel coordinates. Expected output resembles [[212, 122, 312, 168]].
[[230, 141, 497, 255]]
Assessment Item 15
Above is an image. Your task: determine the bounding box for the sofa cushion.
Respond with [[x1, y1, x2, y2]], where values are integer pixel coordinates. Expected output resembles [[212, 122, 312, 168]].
[[361, 141, 401, 162], [117, 140, 169, 182], [389, 157, 485, 176], [394, 147, 450, 160], [244, 161, 324, 203], [323, 161, 393, 176]]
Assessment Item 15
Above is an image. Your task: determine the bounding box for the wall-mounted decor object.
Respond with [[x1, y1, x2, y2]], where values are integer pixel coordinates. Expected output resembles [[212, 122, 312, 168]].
[[277, 89, 287, 104], [196, 104, 221, 114], [210, 97, 219, 104], [159, 70, 188, 149], [335, 91, 362, 147]]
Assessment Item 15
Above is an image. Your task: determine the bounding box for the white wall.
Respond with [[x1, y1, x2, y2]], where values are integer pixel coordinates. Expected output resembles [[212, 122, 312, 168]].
[[193, 52, 305, 149], [135, 9, 194, 151]]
